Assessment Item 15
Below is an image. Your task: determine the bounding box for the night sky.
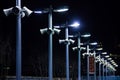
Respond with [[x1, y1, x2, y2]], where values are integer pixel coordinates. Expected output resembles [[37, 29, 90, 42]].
[[0, 0, 120, 76]]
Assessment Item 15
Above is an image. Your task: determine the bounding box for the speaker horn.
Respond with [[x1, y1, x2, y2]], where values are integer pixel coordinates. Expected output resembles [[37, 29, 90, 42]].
[[22, 6, 33, 16], [3, 7, 13, 16]]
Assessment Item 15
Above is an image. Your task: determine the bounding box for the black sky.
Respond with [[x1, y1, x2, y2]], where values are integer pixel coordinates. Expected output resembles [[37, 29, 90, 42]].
[[0, 0, 120, 76]]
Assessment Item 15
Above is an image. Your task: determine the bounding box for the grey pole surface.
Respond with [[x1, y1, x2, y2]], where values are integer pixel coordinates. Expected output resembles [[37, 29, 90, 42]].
[[105, 64, 107, 80], [48, 5, 53, 80], [94, 51, 96, 80], [102, 64, 105, 80], [65, 27, 69, 80], [87, 45, 90, 80], [16, 0, 22, 80], [99, 55, 101, 80], [78, 36, 81, 80]]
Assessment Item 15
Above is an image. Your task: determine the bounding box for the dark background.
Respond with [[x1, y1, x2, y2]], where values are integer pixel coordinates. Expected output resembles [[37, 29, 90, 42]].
[[0, 0, 120, 77]]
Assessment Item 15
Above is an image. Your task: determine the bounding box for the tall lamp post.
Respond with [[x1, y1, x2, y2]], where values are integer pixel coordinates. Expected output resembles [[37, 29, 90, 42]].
[[38, 5, 68, 80], [83, 42, 98, 80], [58, 22, 80, 80], [3, 1, 32, 80], [72, 33, 91, 80]]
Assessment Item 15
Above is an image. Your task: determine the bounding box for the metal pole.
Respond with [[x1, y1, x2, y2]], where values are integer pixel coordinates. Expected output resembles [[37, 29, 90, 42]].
[[87, 45, 90, 80], [65, 27, 69, 80], [16, 0, 21, 80], [48, 5, 53, 80], [78, 36, 81, 80], [102, 65, 104, 80], [94, 51, 96, 80], [105, 65, 107, 80], [99, 55, 101, 80]]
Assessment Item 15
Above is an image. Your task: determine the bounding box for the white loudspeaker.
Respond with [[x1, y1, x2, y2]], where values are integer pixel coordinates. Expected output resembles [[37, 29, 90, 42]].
[[72, 47, 77, 51], [69, 39, 75, 44], [53, 28, 61, 34], [3, 6, 21, 16], [3, 7, 13, 16], [40, 28, 48, 34], [59, 39, 65, 44], [22, 6, 33, 16]]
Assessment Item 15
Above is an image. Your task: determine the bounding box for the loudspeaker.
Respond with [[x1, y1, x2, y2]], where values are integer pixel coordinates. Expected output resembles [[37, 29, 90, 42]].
[[3, 7, 13, 16], [53, 28, 61, 34], [59, 39, 65, 44], [40, 28, 48, 34], [22, 6, 33, 16]]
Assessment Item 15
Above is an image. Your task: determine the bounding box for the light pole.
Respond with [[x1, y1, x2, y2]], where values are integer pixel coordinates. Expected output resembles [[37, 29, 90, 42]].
[[95, 48, 103, 80], [72, 33, 91, 80], [82, 42, 98, 80], [3, 1, 32, 80], [58, 22, 80, 80], [39, 5, 68, 80], [87, 42, 97, 80]]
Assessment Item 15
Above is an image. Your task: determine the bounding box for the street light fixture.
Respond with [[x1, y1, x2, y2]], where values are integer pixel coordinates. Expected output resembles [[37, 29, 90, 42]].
[[3, 0, 32, 80], [39, 5, 68, 80]]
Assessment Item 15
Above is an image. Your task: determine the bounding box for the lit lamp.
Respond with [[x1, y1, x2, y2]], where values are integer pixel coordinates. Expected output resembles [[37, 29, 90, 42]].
[[3, 1, 32, 80], [38, 5, 68, 80]]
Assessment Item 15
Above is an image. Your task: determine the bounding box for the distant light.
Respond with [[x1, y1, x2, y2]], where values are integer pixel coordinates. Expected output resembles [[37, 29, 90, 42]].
[[69, 22, 80, 27], [81, 34, 91, 38], [108, 58, 112, 60], [105, 55, 109, 58], [53, 6, 69, 12], [90, 42, 97, 45], [54, 26, 61, 28], [96, 48, 103, 51], [102, 52, 107, 54], [34, 11, 42, 14]]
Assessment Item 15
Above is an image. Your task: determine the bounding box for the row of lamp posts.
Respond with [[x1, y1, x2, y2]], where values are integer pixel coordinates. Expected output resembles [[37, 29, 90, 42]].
[[3, 1, 118, 80]]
